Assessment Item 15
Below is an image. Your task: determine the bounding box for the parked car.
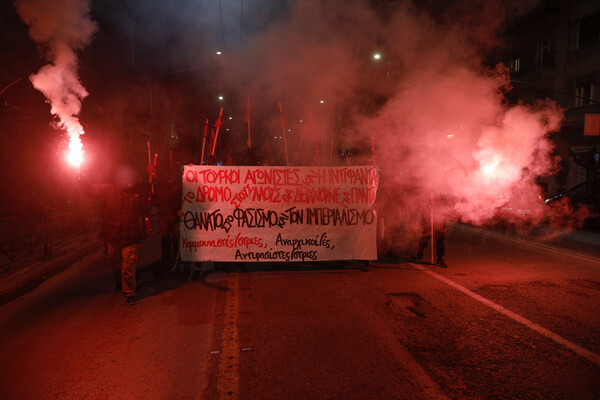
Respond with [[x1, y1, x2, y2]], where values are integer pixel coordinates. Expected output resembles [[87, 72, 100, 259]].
[[545, 181, 600, 230]]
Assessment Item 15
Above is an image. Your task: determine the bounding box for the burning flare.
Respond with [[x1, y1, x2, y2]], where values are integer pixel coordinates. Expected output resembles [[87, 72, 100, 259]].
[[66, 135, 84, 168], [14, 0, 97, 169]]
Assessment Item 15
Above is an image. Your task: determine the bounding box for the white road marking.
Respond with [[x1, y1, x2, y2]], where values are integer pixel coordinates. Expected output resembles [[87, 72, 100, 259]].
[[455, 224, 600, 266], [413, 264, 600, 367]]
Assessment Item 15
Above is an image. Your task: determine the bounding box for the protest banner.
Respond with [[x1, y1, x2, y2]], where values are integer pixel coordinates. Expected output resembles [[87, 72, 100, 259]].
[[180, 165, 379, 262]]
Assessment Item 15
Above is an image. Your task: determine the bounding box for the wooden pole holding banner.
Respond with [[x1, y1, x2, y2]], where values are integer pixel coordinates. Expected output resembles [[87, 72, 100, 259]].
[[245, 95, 252, 148], [152, 153, 157, 195], [146, 141, 152, 183], [329, 129, 334, 166], [278, 101, 290, 166], [315, 142, 320, 165], [200, 118, 208, 164], [210, 107, 224, 157], [208, 128, 215, 158], [296, 127, 306, 164], [295, 113, 311, 162], [370, 136, 377, 167], [430, 193, 435, 264]]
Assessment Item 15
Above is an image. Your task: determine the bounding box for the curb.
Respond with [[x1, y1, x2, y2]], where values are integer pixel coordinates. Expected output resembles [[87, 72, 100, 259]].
[[0, 239, 103, 306], [455, 224, 600, 265]]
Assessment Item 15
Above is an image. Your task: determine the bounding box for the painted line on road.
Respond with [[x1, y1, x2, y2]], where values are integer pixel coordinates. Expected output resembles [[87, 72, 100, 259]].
[[455, 224, 600, 266], [217, 273, 240, 400], [413, 264, 600, 367]]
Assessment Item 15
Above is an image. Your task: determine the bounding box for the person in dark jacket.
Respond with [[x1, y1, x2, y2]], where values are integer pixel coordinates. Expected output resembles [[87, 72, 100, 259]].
[[85, 165, 152, 305], [416, 218, 447, 267], [156, 171, 181, 273], [415, 195, 451, 268]]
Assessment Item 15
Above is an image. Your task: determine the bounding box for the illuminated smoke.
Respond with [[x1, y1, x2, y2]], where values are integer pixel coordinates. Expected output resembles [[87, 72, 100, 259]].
[[15, 0, 97, 168], [112, 0, 564, 234], [210, 0, 561, 232]]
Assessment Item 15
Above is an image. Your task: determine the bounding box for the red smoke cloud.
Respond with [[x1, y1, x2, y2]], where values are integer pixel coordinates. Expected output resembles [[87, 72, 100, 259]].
[[214, 0, 561, 232]]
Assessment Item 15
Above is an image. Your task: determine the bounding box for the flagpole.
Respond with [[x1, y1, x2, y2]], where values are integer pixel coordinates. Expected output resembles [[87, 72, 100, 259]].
[[278, 101, 290, 166], [294, 110, 313, 165], [329, 129, 334, 167], [210, 107, 224, 157], [370, 136, 376, 165], [208, 128, 215, 156], [201, 118, 208, 164], [430, 193, 435, 264], [296, 126, 306, 164], [147, 141, 152, 183], [315, 141, 320, 166], [246, 95, 252, 149]]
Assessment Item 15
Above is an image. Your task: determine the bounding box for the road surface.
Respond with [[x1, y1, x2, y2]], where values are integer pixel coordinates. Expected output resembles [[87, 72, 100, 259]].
[[1, 225, 599, 399]]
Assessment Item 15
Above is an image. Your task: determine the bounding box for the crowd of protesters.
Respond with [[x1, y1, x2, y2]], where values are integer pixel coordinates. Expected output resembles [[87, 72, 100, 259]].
[[80, 144, 450, 305]]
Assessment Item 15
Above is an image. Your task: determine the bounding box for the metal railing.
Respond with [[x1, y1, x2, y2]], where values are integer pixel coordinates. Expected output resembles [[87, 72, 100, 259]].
[[0, 202, 101, 273]]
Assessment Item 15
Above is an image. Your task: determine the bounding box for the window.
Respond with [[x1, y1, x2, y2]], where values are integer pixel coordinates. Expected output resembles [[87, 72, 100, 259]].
[[169, 122, 179, 149], [509, 58, 521, 73], [578, 12, 600, 48], [536, 38, 551, 66], [574, 77, 597, 107], [575, 85, 584, 107]]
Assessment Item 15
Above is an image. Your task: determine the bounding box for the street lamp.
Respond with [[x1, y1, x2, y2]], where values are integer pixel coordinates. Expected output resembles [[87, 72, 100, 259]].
[[373, 52, 382, 61], [218, 95, 224, 101]]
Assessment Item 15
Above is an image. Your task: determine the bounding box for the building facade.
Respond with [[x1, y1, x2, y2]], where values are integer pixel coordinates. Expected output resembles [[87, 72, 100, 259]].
[[502, 0, 600, 195]]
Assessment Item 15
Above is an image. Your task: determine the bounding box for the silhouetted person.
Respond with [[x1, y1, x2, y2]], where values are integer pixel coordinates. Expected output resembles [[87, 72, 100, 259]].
[[83, 165, 152, 305], [415, 196, 448, 268], [157, 172, 181, 273]]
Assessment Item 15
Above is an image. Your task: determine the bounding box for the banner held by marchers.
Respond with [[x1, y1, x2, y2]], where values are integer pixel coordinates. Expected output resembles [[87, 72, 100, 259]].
[[180, 165, 379, 262]]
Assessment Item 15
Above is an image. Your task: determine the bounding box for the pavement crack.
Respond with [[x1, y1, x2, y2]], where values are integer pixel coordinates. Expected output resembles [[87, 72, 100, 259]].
[[386, 292, 429, 318]]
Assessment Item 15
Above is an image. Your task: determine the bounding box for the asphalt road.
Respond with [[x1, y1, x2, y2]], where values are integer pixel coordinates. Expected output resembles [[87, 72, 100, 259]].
[[1, 225, 599, 399]]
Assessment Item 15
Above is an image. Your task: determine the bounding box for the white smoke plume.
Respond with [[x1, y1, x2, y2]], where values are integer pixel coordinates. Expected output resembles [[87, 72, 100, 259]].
[[15, 0, 97, 167]]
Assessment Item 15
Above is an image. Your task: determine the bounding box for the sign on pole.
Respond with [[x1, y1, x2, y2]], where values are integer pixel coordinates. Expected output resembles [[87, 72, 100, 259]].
[[180, 165, 379, 262]]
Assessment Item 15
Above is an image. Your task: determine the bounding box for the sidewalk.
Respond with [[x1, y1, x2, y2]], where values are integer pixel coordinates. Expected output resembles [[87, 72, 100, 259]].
[[457, 223, 600, 259], [0, 239, 103, 306]]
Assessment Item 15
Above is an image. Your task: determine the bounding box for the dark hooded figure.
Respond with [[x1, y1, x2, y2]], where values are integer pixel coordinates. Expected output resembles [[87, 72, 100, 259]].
[[84, 164, 152, 305]]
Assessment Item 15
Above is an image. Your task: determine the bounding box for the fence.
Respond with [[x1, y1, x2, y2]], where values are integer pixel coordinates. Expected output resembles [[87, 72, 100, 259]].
[[0, 202, 101, 273]]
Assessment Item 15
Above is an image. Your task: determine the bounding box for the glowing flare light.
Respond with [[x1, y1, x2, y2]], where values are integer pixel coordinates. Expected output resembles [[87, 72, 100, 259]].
[[61, 117, 86, 169], [66, 135, 84, 168], [480, 158, 500, 177]]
